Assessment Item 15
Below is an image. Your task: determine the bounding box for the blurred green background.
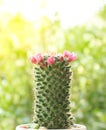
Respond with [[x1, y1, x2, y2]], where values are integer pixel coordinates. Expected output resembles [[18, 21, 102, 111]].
[[0, 0, 106, 130]]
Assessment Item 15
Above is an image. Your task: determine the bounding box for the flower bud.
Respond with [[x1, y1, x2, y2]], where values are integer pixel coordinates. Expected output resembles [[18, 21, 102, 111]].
[[47, 56, 55, 65], [30, 56, 37, 64], [35, 53, 43, 63]]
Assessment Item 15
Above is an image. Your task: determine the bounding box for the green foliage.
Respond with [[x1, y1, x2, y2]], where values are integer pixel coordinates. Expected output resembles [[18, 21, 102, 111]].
[[66, 25, 106, 130], [0, 5, 106, 130], [98, 4, 106, 20], [0, 14, 34, 130]]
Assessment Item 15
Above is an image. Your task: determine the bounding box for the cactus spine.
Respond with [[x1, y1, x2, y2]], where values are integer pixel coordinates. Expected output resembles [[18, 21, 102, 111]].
[[30, 51, 76, 129]]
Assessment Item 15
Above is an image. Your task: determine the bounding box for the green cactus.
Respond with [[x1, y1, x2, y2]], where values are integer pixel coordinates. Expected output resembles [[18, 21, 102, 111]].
[[30, 51, 76, 129]]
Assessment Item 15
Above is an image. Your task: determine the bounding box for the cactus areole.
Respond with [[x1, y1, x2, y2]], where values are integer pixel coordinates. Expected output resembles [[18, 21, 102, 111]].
[[30, 51, 77, 129]]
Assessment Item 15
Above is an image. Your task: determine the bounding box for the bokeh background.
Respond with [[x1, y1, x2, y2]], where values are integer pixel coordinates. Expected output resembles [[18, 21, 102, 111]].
[[0, 0, 106, 130]]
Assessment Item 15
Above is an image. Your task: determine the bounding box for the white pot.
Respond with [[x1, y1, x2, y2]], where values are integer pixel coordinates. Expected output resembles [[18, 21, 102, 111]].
[[16, 123, 87, 130], [70, 124, 87, 130]]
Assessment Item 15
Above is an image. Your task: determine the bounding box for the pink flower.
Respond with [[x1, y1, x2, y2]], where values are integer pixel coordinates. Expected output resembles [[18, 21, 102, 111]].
[[47, 56, 55, 65], [68, 53, 77, 62], [35, 53, 43, 63], [64, 51, 76, 62], [64, 50, 72, 57], [30, 55, 37, 64], [59, 56, 64, 62]]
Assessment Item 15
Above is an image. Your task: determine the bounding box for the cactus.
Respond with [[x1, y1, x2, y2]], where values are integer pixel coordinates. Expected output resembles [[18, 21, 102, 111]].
[[30, 51, 76, 129]]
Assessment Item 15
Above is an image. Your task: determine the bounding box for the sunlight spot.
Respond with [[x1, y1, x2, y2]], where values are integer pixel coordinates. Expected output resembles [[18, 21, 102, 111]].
[[0, 0, 105, 27]]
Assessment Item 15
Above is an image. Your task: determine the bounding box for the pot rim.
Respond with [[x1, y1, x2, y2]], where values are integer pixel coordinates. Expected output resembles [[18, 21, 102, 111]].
[[16, 123, 87, 130]]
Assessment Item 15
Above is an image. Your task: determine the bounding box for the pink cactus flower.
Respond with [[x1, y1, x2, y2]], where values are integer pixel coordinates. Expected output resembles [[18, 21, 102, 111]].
[[64, 51, 76, 62], [30, 55, 37, 64], [59, 56, 64, 62], [47, 56, 55, 65], [64, 50, 72, 57], [68, 53, 77, 62], [35, 53, 43, 63]]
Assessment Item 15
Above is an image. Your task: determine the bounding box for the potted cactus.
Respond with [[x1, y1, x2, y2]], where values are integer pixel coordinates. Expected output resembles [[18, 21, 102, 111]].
[[16, 51, 87, 130]]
